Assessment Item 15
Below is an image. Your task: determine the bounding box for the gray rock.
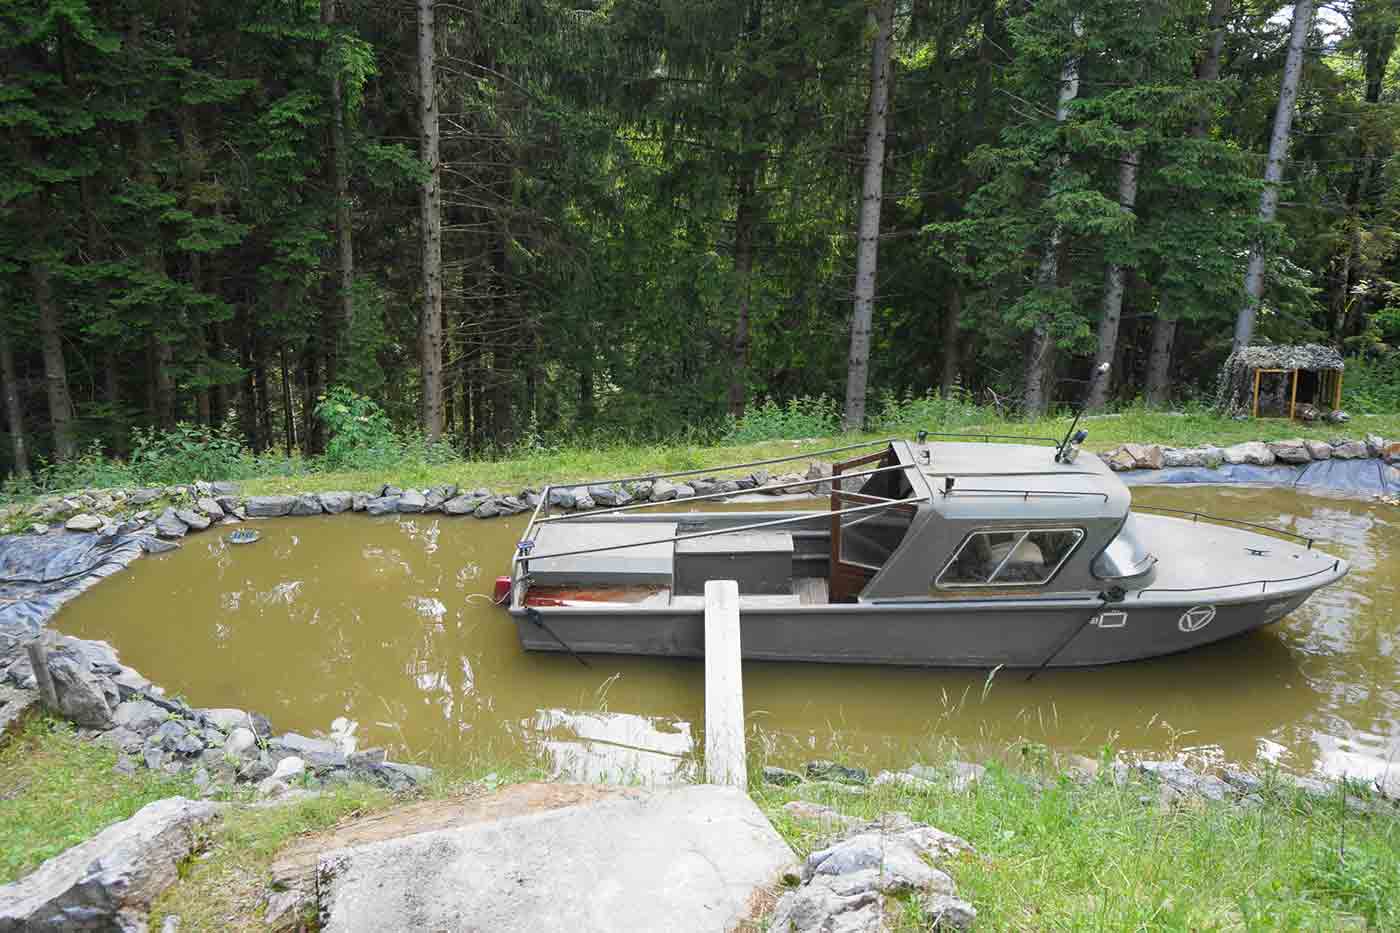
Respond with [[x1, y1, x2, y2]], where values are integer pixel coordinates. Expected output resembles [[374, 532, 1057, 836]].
[[143, 745, 166, 771], [238, 753, 275, 784], [130, 488, 163, 506], [365, 495, 401, 515], [629, 480, 654, 500], [716, 480, 740, 494], [749, 469, 771, 487], [805, 832, 955, 893], [782, 801, 860, 832], [113, 700, 167, 735], [397, 490, 427, 513], [1162, 447, 1206, 468], [272, 755, 307, 781], [1303, 440, 1333, 460], [0, 797, 220, 932], [590, 485, 631, 507], [271, 733, 344, 769], [1366, 434, 1385, 457], [154, 508, 189, 539], [201, 708, 253, 732], [64, 513, 103, 533], [496, 495, 527, 515], [49, 655, 114, 729], [351, 493, 370, 512], [690, 479, 718, 497], [318, 491, 354, 514], [441, 494, 484, 516], [573, 494, 596, 511], [380, 485, 404, 498], [195, 497, 225, 519], [156, 720, 200, 755], [920, 893, 977, 931], [673, 483, 695, 499], [210, 481, 239, 496], [224, 727, 258, 758], [97, 728, 146, 755], [806, 760, 869, 785], [113, 754, 138, 777], [1268, 439, 1311, 464], [423, 485, 457, 511], [650, 480, 678, 502], [175, 509, 210, 531], [763, 765, 803, 786], [1222, 768, 1262, 795], [289, 494, 323, 516], [246, 495, 298, 518], [111, 669, 152, 699], [215, 495, 242, 514], [1333, 440, 1369, 459], [546, 487, 576, 509], [805, 461, 835, 495], [1223, 441, 1275, 466], [473, 499, 503, 519]]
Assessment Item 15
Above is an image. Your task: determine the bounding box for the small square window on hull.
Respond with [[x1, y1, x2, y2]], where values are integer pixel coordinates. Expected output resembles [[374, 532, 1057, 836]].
[[935, 528, 1084, 588]]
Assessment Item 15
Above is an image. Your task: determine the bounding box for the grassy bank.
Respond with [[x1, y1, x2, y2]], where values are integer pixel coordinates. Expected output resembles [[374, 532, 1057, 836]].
[[236, 409, 1400, 499], [756, 762, 1400, 930], [7, 716, 1399, 930]]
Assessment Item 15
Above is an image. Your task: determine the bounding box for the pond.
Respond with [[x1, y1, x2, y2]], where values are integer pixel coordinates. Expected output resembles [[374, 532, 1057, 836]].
[[55, 486, 1398, 785]]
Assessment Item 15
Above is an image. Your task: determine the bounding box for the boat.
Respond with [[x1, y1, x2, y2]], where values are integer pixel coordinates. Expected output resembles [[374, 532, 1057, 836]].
[[501, 427, 1348, 669]]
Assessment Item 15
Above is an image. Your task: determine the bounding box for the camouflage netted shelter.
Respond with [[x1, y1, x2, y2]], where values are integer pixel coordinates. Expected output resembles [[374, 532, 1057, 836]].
[[1215, 343, 1345, 418]]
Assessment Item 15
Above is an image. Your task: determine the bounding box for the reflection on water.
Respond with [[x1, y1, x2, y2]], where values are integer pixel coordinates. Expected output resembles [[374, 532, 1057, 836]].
[[55, 487, 1398, 786]]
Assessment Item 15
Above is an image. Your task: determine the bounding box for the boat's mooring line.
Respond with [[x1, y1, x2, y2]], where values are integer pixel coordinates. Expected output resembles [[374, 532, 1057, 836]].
[[1024, 591, 1116, 681], [525, 607, 591, 669]]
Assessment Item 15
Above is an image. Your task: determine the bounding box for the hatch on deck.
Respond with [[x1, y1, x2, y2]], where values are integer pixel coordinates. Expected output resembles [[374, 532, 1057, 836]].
[[529, 522, 677, 585]]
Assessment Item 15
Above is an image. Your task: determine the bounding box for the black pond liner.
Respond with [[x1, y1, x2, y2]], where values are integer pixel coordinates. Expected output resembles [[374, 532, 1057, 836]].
[[1121, 456, 1399, 498]]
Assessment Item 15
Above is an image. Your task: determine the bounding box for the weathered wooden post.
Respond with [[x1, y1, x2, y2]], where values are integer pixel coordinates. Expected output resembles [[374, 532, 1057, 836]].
[[704, 579, 746, 789], [25, 634, 59, 713]]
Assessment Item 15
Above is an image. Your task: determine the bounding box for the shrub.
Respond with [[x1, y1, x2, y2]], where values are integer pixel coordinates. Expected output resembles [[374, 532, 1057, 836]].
[[1341, 353, 1400, 414], [128, 423, 248, 486], [316, 387, 405, 470], [870, 388, 990, 434], [724, 396, 842, 443]]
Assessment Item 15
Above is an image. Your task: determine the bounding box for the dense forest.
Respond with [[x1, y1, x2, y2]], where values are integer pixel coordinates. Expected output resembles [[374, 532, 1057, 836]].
[[1, 0, 1398, 479]]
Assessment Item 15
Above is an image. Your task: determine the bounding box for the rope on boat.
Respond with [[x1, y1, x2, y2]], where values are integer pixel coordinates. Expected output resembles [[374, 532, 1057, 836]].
[[525, 607, 591, 669], [1024, 590, 1116, 681]]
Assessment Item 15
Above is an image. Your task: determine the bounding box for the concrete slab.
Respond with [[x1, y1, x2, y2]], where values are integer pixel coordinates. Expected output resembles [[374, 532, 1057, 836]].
[[318, 784, 794, 933]]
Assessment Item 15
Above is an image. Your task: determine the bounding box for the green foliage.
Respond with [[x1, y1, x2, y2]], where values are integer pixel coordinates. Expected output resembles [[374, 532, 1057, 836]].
[[128, 423, 248, 486], [316, 386, 401, 469], [1342, 354, 1400, 414], [869, 389, 990, 435], [724, 396, 842, 443]]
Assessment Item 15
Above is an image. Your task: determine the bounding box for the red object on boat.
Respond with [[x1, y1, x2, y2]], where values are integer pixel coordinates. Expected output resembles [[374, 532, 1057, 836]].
[[492, 575, 512, 605]]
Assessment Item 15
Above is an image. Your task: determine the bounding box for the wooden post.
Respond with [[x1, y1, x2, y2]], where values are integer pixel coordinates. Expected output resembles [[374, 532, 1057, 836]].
[[704, 580, 746, 789], [1335, 371, 1343, 410], [1289, 368, 1299, 420], [25, 635, 59, 713], [1251, 368, 1262, 417]]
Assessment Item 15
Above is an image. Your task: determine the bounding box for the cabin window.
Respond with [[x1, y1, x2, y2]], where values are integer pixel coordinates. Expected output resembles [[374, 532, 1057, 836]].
[[935, 528, 1084, 588]]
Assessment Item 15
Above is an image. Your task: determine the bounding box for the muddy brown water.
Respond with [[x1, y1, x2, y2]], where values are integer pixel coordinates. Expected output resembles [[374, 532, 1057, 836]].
[[56, 486, 1398, 785]]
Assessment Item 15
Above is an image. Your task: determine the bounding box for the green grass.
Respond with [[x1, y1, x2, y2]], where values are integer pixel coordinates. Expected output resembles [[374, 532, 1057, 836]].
[[235, 410, 1400, 498], [0, 715, 198, 883], [755, 760, 1400, 931]]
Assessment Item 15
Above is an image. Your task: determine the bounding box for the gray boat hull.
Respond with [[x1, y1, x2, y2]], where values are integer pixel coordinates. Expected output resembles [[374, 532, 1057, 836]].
[[510, 587, 1319, 669]]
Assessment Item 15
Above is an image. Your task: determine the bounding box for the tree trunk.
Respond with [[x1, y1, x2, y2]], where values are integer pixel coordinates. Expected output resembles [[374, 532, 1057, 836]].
[[210, 320, 229, 428], [417, 0, 445, 441], [940, 286, 961, 399], [729, 159, 758, 418], [1022, 18, 1083, 417], [842, 0, 896, 432], [1087, 149, 1140, 411], [1235, 0, 1313, 351], [1146, 0, 1230, 405], [323, 0, 356, 375], [0, 329, 30, 477], [280, 345, 296, 456], [32, 257, 77, 461]]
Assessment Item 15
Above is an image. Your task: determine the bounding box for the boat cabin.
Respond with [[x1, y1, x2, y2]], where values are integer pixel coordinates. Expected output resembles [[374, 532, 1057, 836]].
[[514, 436, 1157, 609]]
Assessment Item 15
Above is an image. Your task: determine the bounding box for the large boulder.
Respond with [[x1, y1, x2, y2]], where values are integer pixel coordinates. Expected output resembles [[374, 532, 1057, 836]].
[[650, 480, 678, 502], [0, 797, 220, 932], [1366, 434, 1386, 457], [1222, 441, 1275, 466], [1304, 440, 1333, 461], [1332, 440, 1369, 459], [289, 494, 323, 516], [318, 492, 354, 515], [174, 509, 211, 532], [1267, 439, 1311, 464], [246, 495, 298, 518], [195, 497, 225, 519], [1122, 443, 1165, 470], [441, 494, 484, 516], [545, 487, 575, 510], [805, 461, 834, 495], [64, 514, 103, 533], [365, 495, 401, 515], [154, 508, 189, 539], [397, 490, 427, 513], [422, 485, 457, 512], [48, 655, 114, 729], [112, 699, 166, 735], [590, 485, 631, 507]]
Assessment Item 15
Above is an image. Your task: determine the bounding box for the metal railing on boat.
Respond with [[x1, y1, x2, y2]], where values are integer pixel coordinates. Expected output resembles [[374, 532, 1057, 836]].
[[1131, 504, 1316, 549], [1131, 560, 1342, 598]]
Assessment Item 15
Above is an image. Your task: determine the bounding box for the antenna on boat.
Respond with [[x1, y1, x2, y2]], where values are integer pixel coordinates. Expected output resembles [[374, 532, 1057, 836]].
[[1055, 362, 1110, 463]]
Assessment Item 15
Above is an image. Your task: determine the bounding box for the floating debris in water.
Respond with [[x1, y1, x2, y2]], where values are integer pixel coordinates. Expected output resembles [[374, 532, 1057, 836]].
[[226, 529, 262, 545]]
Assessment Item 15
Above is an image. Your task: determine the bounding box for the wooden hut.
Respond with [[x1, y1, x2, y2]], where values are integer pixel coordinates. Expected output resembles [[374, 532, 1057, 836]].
[[1215, 344, 1345, 419]]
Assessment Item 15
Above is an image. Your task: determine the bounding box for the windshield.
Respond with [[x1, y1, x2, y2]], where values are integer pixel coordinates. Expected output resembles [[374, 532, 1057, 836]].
[[1093, 515, 1156, 580]]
